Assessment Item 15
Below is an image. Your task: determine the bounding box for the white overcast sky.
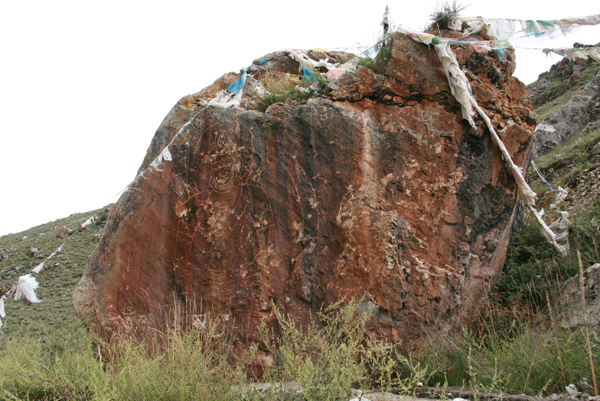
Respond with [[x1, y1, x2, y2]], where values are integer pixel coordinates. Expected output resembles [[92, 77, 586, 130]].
[[1, 1, 599, 236]]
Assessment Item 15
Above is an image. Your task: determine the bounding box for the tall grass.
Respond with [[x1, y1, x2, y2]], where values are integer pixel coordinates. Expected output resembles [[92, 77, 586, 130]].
[[3, 293, 600, 399], [0, 321, 256, 400], [0, 299, 405, 400], [415, 312, 600, 396], [5, 296, 599, 400], [260, 299, 409, 400]]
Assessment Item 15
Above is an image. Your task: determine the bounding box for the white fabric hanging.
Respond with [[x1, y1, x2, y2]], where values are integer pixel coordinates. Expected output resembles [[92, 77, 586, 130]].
[[487, 19, 517, 39], [15, 274, 42, 303], [434, 44, 476, 127]]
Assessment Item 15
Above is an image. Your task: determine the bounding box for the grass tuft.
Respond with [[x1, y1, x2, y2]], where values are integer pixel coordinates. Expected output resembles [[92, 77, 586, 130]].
[[358, 39, 393, 75], [429, 0, 468, 31], [256, 71, 327, 112]]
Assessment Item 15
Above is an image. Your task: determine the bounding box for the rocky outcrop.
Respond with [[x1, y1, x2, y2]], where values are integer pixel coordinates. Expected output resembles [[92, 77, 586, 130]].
[[529, 54, 598, 109], [58, 226, 73, 239], [74, 31, 535, 353], [532, 67, 600, 157], [559, 263, 600, 328]]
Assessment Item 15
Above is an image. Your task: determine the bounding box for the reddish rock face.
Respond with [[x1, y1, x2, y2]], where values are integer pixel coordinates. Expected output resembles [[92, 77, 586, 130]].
[[74, 32, 534, 351]]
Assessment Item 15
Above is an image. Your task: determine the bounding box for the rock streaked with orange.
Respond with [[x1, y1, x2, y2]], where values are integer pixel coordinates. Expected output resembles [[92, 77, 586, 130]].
[[74, 31, 534, 354]]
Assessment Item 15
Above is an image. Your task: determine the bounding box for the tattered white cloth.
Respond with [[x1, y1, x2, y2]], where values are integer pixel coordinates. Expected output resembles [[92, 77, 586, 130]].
[[15, 274, 42, 303]]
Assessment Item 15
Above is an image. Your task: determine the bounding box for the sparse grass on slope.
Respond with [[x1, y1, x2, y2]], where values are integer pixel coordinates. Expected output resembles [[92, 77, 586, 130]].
[[534, 127, 600, 186], [534, 62, 600, 120], [0, 206, 111, 337]]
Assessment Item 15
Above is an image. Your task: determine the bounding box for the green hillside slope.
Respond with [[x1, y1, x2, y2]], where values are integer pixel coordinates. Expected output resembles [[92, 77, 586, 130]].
[[0, 207, 110, 336]]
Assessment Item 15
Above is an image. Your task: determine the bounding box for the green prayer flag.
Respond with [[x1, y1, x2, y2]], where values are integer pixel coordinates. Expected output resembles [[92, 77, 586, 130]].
[[537, 19, 557, 28]]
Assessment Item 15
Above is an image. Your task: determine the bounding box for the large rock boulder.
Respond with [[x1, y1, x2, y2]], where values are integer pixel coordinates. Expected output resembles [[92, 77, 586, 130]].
[[74, 31, 535, 352]]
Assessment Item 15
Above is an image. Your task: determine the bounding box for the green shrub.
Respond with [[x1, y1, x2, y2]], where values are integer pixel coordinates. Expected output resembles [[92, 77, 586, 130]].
[[95, 209, 110, 226], [495, 206, 600, 315], [260, 299, 403, 400], [502, 125, 600, 314], [358, 39, 393, 75], [256, 71, 327, 112]]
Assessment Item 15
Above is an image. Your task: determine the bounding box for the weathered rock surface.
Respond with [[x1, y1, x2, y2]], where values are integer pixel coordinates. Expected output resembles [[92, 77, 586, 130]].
[[559, 263, 600, 329], [27, 247, 38, 258], [58, 226, 73, 239], [528, 55, 598, 109], [74, 32, 535, 352], [532, 66, 600, 158]]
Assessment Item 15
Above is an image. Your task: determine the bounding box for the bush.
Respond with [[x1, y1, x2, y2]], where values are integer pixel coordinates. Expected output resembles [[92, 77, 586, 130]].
[[260, 299, 404, 400], [256, 71, 327, 112], [93, 209, 110, 228], [358, 39, 393, 75], [495, 204, 600, 315]]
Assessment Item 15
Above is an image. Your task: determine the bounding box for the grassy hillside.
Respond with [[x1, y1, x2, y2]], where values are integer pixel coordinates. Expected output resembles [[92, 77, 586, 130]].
[[528, 60, 600, 120], [0, 206, 110, 336]]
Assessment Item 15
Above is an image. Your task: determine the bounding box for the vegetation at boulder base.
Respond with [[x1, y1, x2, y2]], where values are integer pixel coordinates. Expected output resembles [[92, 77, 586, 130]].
[[1, 181, 600, 399], [0, 300, 412, 400]]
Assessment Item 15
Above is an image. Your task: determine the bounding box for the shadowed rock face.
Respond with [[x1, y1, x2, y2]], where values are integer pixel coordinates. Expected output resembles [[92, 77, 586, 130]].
[[74, 32, 534, 351]]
